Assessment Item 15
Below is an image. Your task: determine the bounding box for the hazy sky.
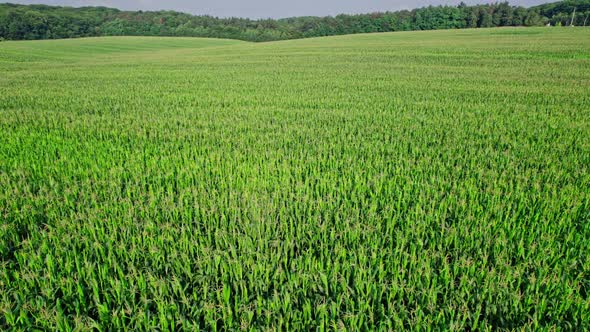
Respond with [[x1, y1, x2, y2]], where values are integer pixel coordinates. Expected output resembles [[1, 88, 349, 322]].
[[4, 0, 555, 18]]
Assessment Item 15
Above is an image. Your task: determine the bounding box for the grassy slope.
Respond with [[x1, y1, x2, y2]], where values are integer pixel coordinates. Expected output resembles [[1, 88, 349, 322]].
[[0, 28, 589, 330], [0, 36, 246, 63]]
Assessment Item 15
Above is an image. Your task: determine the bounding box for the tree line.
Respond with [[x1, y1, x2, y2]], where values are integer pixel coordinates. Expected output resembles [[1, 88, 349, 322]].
[[0, 1, 589, 42]]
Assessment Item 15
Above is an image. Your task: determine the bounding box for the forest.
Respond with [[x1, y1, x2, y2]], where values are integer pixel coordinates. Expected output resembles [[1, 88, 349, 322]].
[[0, 1, 589, 42]]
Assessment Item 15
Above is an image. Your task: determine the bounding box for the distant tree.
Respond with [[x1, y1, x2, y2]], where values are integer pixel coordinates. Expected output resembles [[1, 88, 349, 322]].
[[0, 1, 587, 42], [449, 6, 467, 28], [414, 10, 426, 30], [479, 8, 494, 28], [390, 11, 413, 31], [524, 10, 543, 26], [513, 7, 527, 26], [500, 2, 515, 26], [465, 8, 479, 28]]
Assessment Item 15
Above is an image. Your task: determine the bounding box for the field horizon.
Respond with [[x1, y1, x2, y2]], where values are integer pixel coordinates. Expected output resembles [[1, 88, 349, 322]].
[[1, 27, 589, 330]]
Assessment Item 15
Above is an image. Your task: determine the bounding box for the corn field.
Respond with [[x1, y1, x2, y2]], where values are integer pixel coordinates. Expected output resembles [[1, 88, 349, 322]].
[[0, 28, 589, 330]]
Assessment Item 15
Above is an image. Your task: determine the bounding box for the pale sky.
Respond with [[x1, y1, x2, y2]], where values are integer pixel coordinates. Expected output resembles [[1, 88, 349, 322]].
[[3, 0, 555, 18]]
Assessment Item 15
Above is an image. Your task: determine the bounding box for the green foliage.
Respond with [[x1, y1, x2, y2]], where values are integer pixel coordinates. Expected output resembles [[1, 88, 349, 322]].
[[0, 27, 589, 330], [535, 0, 590, 25], [0, 1, 586, 42]]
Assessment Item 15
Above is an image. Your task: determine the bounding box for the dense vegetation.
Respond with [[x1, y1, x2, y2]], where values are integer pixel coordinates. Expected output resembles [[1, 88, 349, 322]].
[[1, 27, 589, 330], [0, 1, 589, 42]]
